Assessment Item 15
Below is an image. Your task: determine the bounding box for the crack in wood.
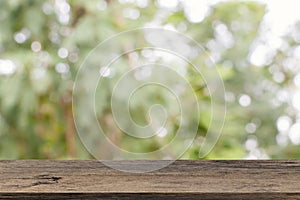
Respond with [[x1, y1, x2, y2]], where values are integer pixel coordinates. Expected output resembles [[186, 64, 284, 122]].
[[13, 174, 62, 188], [34, 174, 62, 182]]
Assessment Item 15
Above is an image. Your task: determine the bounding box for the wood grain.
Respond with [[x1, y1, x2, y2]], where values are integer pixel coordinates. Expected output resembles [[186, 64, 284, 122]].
[[0, 160, 300, 199]]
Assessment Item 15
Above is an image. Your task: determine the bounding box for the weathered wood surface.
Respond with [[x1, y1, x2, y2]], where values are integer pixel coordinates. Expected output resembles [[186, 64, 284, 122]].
[[0, 160, 300, 199]]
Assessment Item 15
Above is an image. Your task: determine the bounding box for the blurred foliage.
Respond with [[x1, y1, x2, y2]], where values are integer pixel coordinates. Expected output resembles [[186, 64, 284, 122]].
[[0, 0, 299, 159]]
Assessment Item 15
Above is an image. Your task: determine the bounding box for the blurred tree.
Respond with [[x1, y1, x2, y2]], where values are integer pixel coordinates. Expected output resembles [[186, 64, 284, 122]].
[[0, 0, 299, 159]]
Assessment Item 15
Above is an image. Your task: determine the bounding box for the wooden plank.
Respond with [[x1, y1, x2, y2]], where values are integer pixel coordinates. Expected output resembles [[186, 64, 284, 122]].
[[0, 160, 300, 199]]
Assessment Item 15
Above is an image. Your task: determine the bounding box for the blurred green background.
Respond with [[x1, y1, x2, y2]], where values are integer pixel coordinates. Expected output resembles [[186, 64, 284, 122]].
[[0, 0, 300, 159]]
